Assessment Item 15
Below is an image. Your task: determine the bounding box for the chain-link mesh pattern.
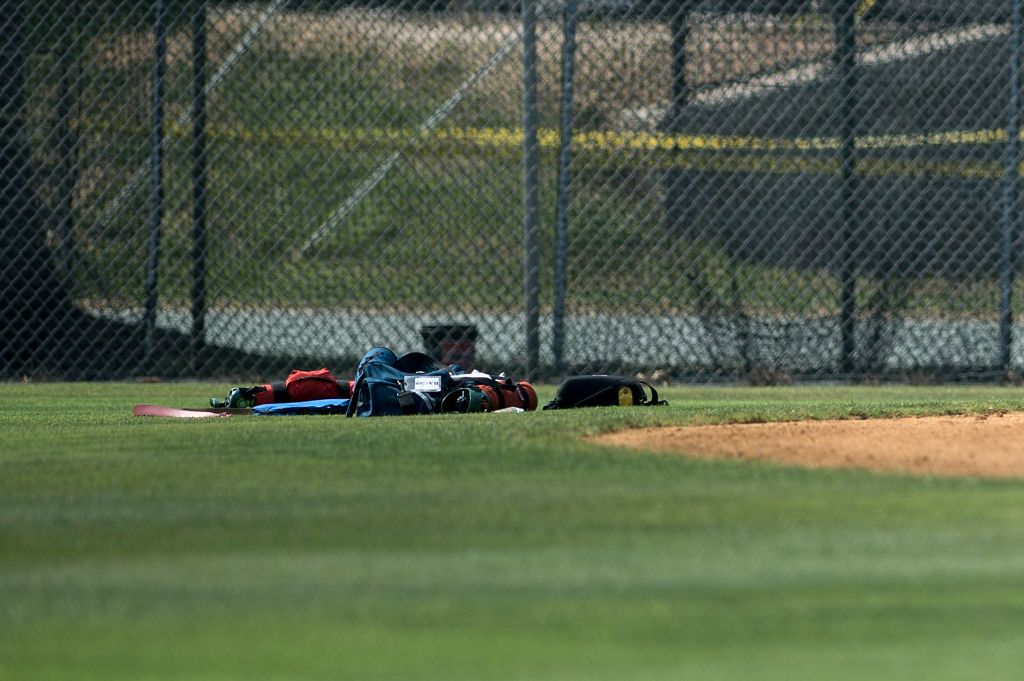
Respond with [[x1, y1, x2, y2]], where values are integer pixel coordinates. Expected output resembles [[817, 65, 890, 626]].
[[4, 0, 1024, 380]]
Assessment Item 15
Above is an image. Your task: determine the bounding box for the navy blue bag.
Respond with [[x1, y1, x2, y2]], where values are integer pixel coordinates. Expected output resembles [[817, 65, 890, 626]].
[[346, 347, 453, 417]]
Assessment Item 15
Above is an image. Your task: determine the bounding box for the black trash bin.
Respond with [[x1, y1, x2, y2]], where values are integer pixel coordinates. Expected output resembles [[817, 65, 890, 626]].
[[421, 324, 478, 370]]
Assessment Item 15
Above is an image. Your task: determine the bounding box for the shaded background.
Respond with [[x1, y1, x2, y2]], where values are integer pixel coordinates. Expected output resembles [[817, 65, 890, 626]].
[[4, 0, 1023, 380]]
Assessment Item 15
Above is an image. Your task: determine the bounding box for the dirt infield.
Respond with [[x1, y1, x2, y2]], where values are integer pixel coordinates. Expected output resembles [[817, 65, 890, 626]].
[[594, 412, 1024, 478]]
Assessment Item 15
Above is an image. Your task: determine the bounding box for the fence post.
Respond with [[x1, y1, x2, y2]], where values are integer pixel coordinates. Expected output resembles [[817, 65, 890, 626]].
[[1001, 0, 1023, 374], [833, 0, 859, 375], [190, 0, 209, 373], [189, 0, 208, 372], [143, 0, 168, 373], [553, 0, 577, 376], [522, 0, 541, 379], [664, 0, 691, 235], [98, 0, 286, 238], [55, 1, 80, 284]]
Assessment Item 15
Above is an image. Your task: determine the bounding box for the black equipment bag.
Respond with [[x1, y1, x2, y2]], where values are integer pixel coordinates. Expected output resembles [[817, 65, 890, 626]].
[[542, 375, 667, 410]]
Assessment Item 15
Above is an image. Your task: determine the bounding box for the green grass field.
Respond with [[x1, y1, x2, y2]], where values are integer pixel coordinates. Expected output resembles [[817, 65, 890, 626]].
[[5, 382, 1024, 680]]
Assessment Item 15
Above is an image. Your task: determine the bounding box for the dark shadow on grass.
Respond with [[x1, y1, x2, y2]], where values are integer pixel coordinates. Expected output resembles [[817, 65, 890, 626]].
[[8, 307, 356, 382]]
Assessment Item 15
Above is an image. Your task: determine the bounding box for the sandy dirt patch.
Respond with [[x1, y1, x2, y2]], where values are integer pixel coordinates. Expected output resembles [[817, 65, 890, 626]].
[[594, 412, 1024, 479]]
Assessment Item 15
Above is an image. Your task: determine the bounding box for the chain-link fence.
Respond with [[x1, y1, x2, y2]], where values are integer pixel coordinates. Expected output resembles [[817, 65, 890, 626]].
[[4, 0, 1024, 381]]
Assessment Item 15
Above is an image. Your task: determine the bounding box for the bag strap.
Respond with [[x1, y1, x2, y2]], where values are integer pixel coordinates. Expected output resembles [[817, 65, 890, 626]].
[[271, 381, 289, 402], [344, 373, 364, 417], [639, 381, 668, 406], [347, 348, 400, 417]]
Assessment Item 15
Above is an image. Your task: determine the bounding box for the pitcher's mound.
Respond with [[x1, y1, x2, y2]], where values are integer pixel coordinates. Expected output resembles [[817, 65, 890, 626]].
[[595, 412, 1024, 478]]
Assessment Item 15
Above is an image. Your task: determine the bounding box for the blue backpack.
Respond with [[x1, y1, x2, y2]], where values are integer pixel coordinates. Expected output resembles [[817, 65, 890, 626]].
[[345, 347, 455, 417]]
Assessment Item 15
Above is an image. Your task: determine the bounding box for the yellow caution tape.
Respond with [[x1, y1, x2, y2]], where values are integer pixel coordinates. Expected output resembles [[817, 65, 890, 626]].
[[79, 117, 1021, 180], [856, 0, 877, 19]]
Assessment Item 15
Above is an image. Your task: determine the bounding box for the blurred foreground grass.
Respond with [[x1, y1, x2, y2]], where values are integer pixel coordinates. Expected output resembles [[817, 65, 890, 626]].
[[4, 382, 1024, 679]]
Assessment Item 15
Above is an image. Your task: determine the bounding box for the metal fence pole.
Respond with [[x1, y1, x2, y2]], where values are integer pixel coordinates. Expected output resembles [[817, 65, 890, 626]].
[[664, 1, 691, 236], [97, 0, 286, 233], [190, 0, 209, 372], [55, 2, 80, 284], [834, 1, 859, 375], [522, 0, 541, 378], [142, 0, 168, 372], [1001, 0, 1023, 373], [552, 0, 577, 376]]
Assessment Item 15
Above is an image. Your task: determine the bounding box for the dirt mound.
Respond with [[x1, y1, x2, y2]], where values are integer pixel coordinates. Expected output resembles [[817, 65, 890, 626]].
[[594, 412, 1024, 479]]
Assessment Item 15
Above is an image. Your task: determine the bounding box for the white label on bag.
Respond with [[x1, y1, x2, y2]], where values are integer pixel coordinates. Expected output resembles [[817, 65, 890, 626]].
[[410, 376, 442, 393]]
